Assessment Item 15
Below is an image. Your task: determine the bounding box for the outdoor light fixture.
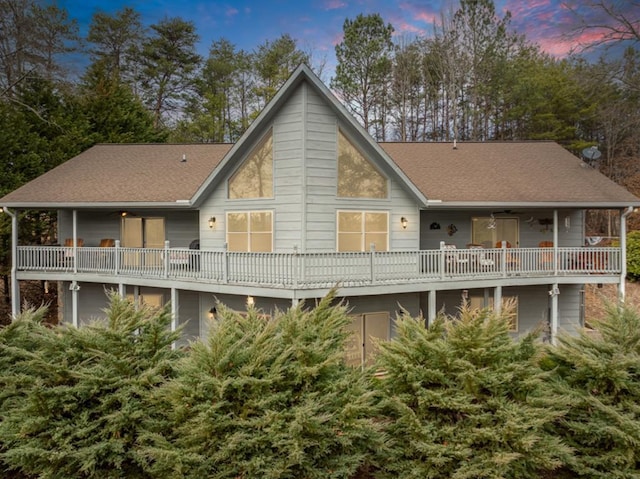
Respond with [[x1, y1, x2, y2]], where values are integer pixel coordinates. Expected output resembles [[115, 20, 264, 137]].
[[247, 296, 255, 307], [401, 217, 408, 229], [120, 211, 128, 217], [208, 306, 217, 319], [208, 216, 216, 229]]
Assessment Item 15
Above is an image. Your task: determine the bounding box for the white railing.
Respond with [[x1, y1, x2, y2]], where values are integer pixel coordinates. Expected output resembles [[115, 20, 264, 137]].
[[16, 244, 622, 289]]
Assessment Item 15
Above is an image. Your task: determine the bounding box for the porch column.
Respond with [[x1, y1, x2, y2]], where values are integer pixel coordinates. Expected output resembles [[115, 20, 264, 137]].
[[553, 209, 558, 247], [170, 287, 179, 332], [550, 283, 559, 345], [427, 290, 436, 326], [70, 281, 80, 327], [3, 207, 20, 319], [118, 283, 125, 298], [72, 209, 78, 274], [494, 286, 502, 315], [620, 206, 634, 302]]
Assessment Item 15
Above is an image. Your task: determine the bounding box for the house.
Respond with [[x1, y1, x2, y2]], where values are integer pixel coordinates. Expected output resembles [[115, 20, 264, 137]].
[[2, 64, 639, 363]]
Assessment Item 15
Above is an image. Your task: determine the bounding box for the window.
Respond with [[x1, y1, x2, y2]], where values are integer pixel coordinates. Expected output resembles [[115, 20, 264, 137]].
[[469, 295, 518, 332], [337, 130, 387, 198], [229, 130, 273, 199], [345, 312, 390, 366], [472, 217, 519, 248], [337, 211, 388, 252], [227, 211, 273, 252]]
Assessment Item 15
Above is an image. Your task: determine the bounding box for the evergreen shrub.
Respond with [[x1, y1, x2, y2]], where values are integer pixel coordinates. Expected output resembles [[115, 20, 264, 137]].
[[0, 294, 183, 479], [545, 302, 640, 478], [373, 303, 571, 479], [137, 290, 384, 479]]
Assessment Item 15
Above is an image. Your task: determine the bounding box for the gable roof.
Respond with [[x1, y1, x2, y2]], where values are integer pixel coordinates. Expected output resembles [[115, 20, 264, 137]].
[[0, 64, 638, 210], [1, 143, 231, 207], [381, 141, 640, 208]]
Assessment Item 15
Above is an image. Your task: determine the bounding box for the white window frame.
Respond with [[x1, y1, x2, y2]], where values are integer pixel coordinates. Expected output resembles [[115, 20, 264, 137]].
[[336, 210, 389, 252], [226, 210, 273, 252]]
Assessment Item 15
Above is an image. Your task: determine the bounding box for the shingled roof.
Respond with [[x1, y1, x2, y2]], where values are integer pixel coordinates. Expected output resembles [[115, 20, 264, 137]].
[[1, 140, 638, 209], [380, 141, 640, 207], [0, 143, 231, 207]]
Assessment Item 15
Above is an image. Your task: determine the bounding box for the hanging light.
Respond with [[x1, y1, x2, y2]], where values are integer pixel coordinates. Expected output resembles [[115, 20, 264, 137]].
[[401, 217, 408, 229], [208, 216, 216, 229]]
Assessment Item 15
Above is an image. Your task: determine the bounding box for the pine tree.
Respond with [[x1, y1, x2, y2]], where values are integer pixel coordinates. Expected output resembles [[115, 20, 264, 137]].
[[138, 290, 384, 478], [545, 302, 640, 478], [374, 303, 571, 479], [0, 293, 183, 478]]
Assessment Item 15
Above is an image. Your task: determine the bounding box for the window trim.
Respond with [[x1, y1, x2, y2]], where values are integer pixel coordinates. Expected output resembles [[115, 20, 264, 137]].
[[228, 128, 274, 200], [337, 128, 389, 200], [336, 210, 389, 252], [225, 210, 274, 252]]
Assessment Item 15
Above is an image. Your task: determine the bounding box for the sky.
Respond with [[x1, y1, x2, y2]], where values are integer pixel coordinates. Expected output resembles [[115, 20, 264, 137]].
[[58, 0, 638, 75]]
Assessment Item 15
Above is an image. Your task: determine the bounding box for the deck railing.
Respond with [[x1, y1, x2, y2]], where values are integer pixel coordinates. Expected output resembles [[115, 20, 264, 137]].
[[16, 243, 622, 289]]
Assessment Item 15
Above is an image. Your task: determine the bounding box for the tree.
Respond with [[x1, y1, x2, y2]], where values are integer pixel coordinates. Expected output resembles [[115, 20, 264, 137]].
[[331, 13, 394, 139], [0, 295, 184, 478], [0, 0, 78, 99], [174, 37, 249, 143], [253, 34, 309, 109], [544, 301, 640, 477], [563, 0, 640, 49], [86, 7, 145, 86], [137, 291, 384, 478], [138, 17, 201, 128], [375, 304, 571, 478]]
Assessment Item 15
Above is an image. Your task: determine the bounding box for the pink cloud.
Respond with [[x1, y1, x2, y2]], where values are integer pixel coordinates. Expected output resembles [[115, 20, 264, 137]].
[[394, 21, 427, 36], [414, 11, 439, 25], [323, 0, 347, 10], [225, 6, 238, 17]]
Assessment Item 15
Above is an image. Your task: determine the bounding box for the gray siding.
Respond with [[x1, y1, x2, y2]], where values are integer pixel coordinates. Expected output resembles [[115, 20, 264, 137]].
[[420, 209, 585, 250], [200, 80, 421, 253], [58, 210, 198, 248]]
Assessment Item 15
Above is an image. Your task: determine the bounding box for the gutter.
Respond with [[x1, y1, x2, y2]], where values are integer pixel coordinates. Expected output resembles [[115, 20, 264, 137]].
[[2, 207, 19, 318], [620, 206, 634, 302]]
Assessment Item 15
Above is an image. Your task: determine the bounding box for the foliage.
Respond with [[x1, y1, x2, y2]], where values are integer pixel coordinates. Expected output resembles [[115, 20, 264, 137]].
[[374, 304, 571, 479], [136, 290, 384, 479], [331, 13, 394, 139], [626, 230, 640, 281], [544, 302, 640, 478], [0, 294, 184, 478]]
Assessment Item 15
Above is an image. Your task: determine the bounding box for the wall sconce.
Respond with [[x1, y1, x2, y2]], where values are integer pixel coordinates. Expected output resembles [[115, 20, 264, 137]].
[[120, 210, 128, 217], [247, 296, 254, 307], [401, 217, 408, 229], [208, 306, 217, 319], [208, 216, 216, 229]]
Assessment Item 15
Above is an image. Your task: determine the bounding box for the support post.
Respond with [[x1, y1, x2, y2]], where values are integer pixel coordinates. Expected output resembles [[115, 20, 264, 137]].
[[550, 283, 559, 345], [494, 285, 503, 315], [2, 208, 20, 319], [427, 290, 436, 326]]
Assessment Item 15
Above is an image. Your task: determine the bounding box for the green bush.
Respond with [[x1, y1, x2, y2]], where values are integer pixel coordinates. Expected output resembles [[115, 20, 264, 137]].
[[137, 290, 384, 479], [625, 230, 640, 281], [0, 294, 183, 479], [545, 302, 640, 478], [373, 304, 571, 479]]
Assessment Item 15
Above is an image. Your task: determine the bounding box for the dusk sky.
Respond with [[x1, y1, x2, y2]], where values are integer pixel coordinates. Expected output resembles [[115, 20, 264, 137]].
[[58, 0, 637, 73]]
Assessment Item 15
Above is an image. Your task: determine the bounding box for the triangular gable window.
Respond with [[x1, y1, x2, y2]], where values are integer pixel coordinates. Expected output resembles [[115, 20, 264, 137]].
[[229, 129, 273, 199], [337, 130, 387, 199]]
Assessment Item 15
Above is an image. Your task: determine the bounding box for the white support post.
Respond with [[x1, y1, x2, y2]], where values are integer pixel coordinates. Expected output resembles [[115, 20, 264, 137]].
[[72, 210, 78, 274], [494, 285, 502, 315], [620, 207, 634, 303], [70, 281, 80, 327], [550, 283, 559, 345], [428, 290, 436, 326], [3, 207, 20, 319], [171, 287, 178, 333]]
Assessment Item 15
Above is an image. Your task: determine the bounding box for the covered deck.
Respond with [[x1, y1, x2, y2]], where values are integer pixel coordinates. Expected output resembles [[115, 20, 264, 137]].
[[16, 242, 622, 290]]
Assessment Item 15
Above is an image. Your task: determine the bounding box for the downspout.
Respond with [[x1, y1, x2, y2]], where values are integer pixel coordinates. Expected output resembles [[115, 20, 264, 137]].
[[619, 206, 634, 303], [3, 207, 20, 319]]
